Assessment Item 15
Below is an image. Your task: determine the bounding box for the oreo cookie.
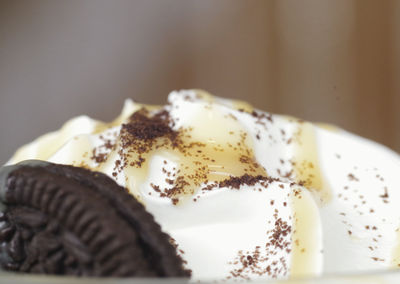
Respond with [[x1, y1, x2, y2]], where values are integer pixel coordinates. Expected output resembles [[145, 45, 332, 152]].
[[0, 160, 190, 277]]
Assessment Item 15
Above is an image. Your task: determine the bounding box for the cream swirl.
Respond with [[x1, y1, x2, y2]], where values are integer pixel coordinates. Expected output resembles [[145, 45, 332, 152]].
[[7, 90, 400, 281]]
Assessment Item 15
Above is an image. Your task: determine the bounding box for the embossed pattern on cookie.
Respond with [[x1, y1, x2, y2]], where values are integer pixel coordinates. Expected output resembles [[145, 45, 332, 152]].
[[0, 160, 190, 277]]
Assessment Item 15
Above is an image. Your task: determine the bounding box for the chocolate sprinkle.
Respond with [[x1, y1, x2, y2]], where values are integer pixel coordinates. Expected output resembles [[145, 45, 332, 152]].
[[122, 109, 175, 141]]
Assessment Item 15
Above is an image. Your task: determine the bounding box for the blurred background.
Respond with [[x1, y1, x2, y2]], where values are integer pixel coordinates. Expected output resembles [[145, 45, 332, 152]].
[[1, 0, 400, 163]]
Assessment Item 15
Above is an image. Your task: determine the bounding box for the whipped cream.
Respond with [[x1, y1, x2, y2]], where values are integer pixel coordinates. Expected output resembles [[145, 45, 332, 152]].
[[7, 90, 400, 281]]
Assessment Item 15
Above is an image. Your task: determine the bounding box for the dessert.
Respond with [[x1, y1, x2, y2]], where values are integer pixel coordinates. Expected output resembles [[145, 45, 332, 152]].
[[3, 89, 400, 281]]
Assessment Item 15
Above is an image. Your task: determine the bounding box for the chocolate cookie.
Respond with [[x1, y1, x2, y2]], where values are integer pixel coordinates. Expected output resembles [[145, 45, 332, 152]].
[[0, 160, 190, 277]]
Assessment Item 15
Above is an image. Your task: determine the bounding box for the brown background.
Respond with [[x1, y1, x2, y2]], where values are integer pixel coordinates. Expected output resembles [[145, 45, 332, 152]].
[[1, 0, 399, 164]]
